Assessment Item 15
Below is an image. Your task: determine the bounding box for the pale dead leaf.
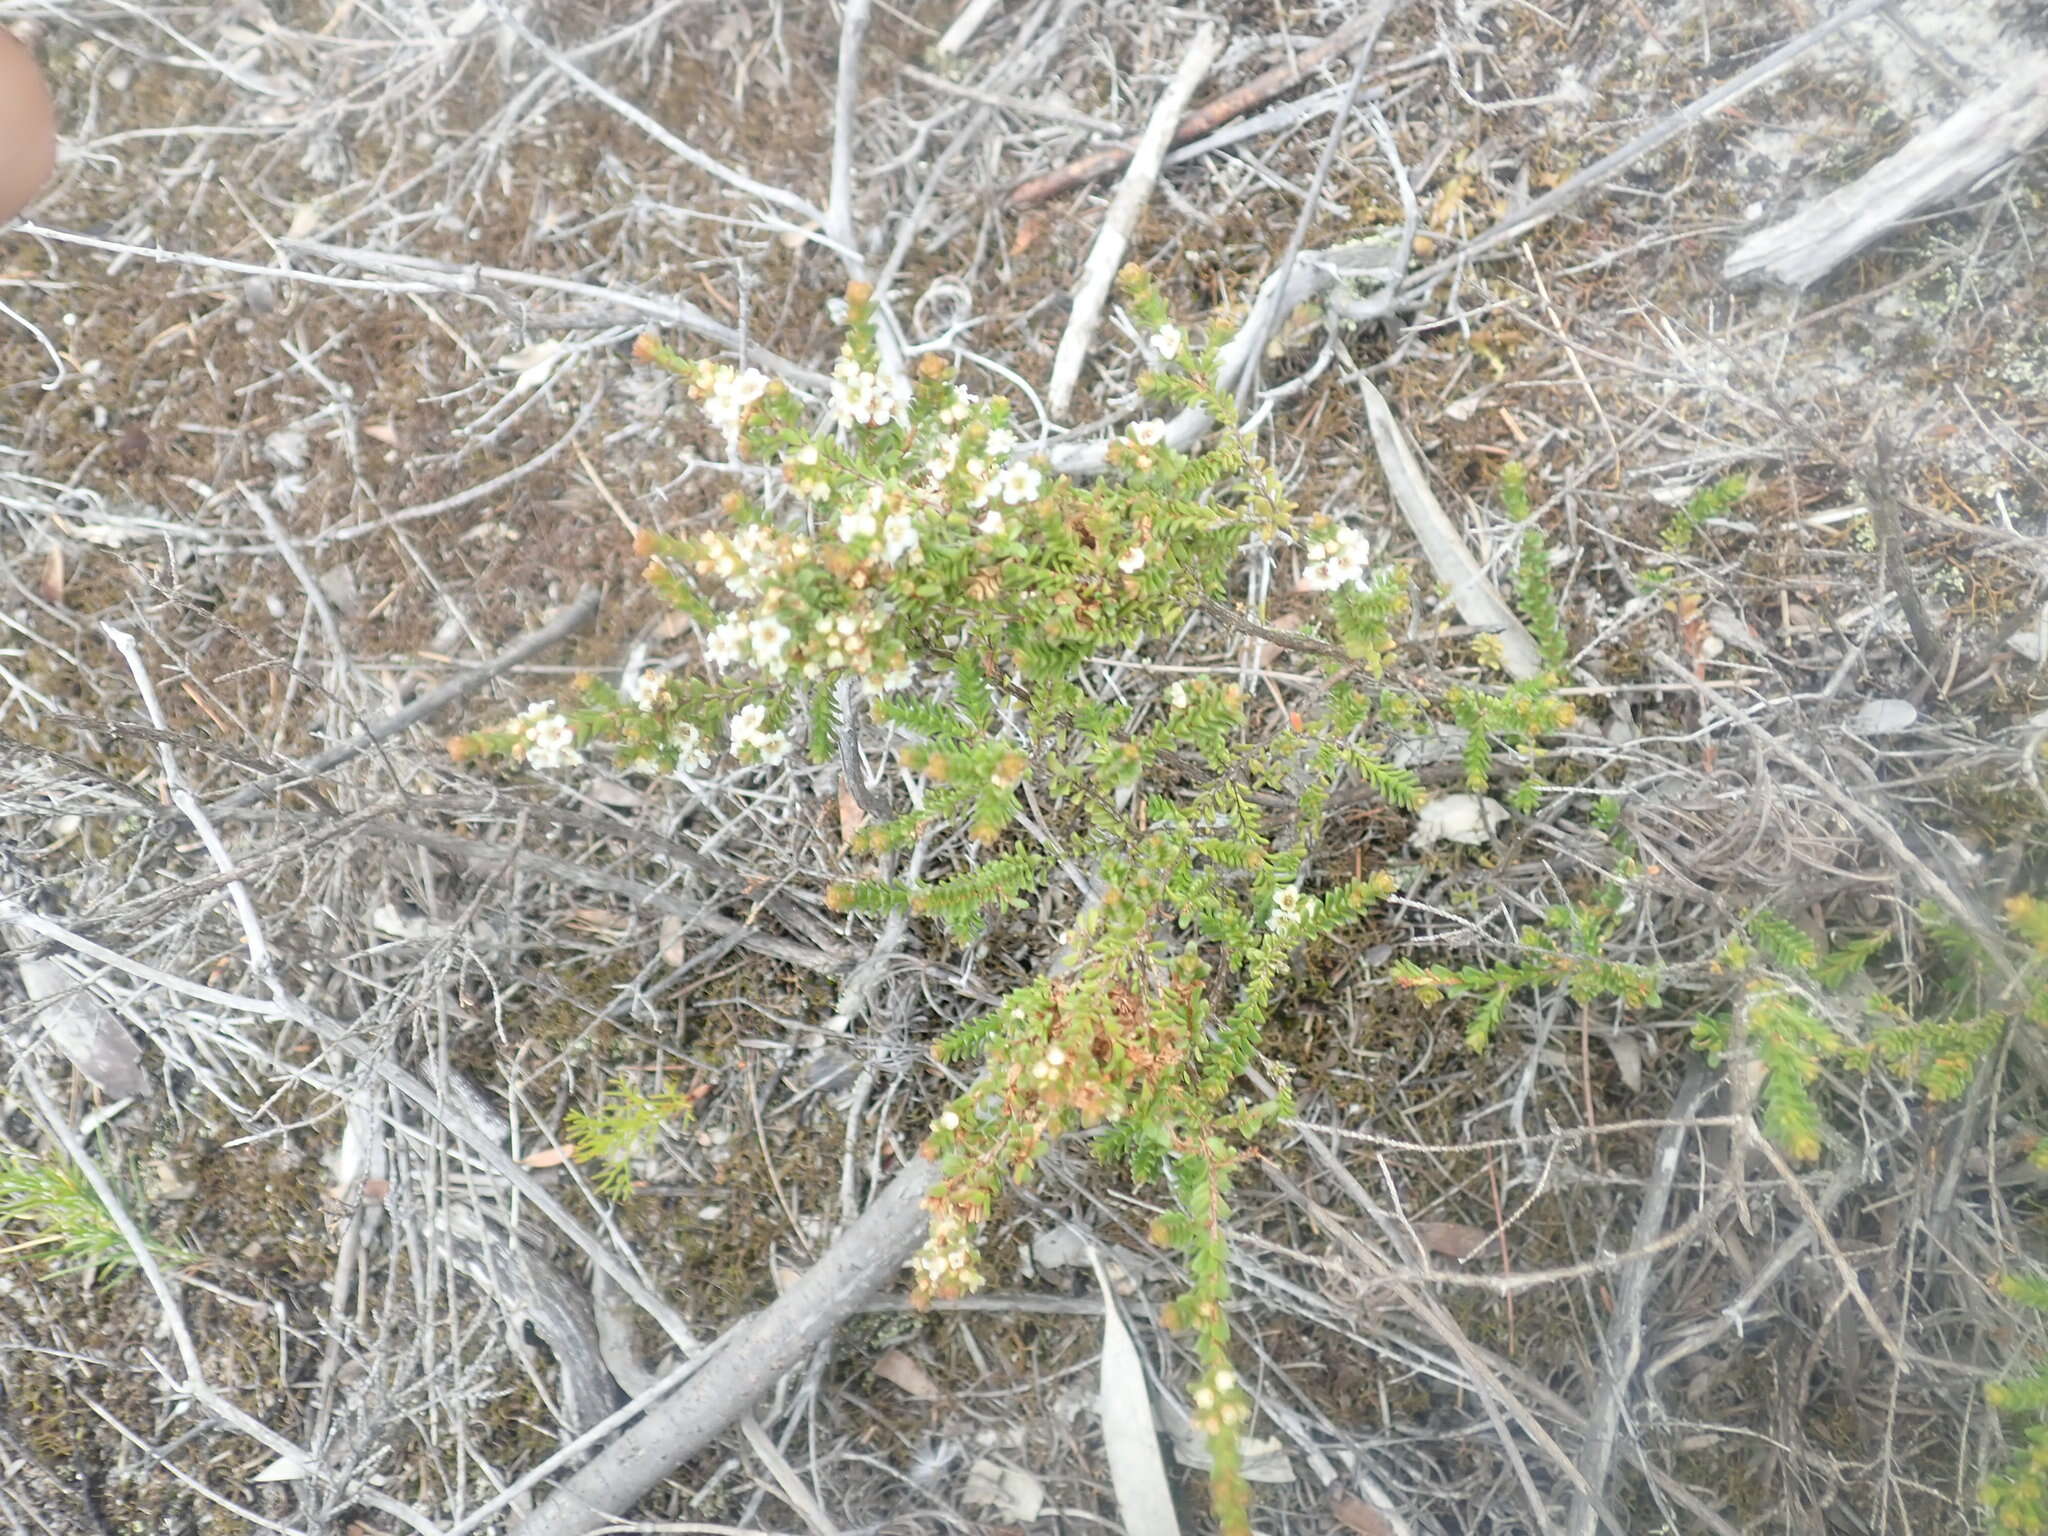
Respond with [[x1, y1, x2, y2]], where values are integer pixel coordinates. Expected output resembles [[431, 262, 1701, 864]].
[[494, 339, 566, 393], [1604, 1030, 1644, 1092], [566, 907, 630, 935], [1413, 1220, 1493, 1263], [962, 1457, 1045, 1522], [13, 952, 149, 1099], [519, 1145, 574, 1169], [1010, 210, 1049, 257], [1332, 1489, 1397, 1536], [1411, 794, 1508, 848], [38, 544, 64, 605], [588, 776, 645, 811], [658, 914, 687, 968], [252, 1455, 309, 1483], [872, 1347, 941, 1400], [1092, 1249, 1180, 1536], [1168, 1425, 1295, 1483], [1847, 697, 1917, 735], [837, 778, 868, 844]]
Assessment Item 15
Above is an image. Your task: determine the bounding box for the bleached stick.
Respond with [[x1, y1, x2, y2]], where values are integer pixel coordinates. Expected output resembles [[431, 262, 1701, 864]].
[[1724, 58, 2048, 289], [1396, 0, 1893, 301], [826, 0, 875, 257], [1046, 25, 1221, 419], [935, 0, 1003, 59]]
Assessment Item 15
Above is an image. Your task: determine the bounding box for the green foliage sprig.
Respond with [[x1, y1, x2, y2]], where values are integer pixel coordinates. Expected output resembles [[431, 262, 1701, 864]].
[[565, 1076, 698, 1199], [0, 1150, 190, 1281]]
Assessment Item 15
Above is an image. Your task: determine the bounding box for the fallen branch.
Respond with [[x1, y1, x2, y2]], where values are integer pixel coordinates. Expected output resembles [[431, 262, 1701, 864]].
[[1395, 0, 1892, 302], [1724, 56, 2048, 289], [1009, 5, 1395, 208], [513, 1155, 942, 1536], [1047, 24, 1221, 417], [214, 586, 601, 810]]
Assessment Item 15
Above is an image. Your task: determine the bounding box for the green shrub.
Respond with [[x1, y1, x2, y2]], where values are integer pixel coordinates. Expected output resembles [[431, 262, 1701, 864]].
[[448, 273, 1590, 1532]]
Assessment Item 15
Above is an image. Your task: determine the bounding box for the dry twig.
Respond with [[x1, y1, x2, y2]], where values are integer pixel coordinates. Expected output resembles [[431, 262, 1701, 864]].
[[1047, 24, 1221, 417], [1010, 6, 1398, 208]]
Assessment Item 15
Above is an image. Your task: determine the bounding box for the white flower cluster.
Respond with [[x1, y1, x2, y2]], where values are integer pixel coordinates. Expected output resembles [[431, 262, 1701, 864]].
[[694, 524, 797, 603], [703, 612, 797, 679], [669, 722, 711, 775], [836, 486, 922, 565], [910, 1201, 984, 1296], [513, 701, 581, 771], [1297, 523, 1372, 592], [1153, 323, 1184, 361], [1267, 885, 1314, 933], [691, 362, 770, 442], [626, 668, 669, 712], [1128, 419, 1168, 447], [829, 355, 912, 431], [728, 702, 791, 765]]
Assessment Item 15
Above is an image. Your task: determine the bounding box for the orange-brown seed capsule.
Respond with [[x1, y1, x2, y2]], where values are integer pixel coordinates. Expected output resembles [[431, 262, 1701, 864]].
[[845, 280, 873, 306], [631, 333, 661, 363], [632, 527, 657, 558]]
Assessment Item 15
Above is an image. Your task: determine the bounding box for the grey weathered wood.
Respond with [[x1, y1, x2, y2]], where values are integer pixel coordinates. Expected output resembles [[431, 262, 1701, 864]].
[[1725, 57, 2048, 289], [513, 1156, 942, 1536]]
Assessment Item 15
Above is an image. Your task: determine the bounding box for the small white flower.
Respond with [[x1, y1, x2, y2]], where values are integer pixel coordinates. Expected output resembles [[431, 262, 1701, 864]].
[[1167, 680, 1189, 710], [977, 510, 1007, 536], [881, 509, 920, 564], [1268, 885, 1310, 933], [670, 723, 711, 775], [747, 615, 792, 672], [1117, 545, 1148, 575], [1130, 419, 1169, 447], [626, 668, 668, 713], [704, 618, 747, 670], [985, 426, 1018, 457], [1152, 323, 1184, 361], [517, 705, 581, 771], [829, 358, 913, 430], [728, 702, 791, 764], [993, 461, 1042, 507], [863, 663, 914, 696], [1297, 524, 1373, 592], [837, 505, 879, 543], [697, 364, 771, 440], [923, 434, 962, 481]]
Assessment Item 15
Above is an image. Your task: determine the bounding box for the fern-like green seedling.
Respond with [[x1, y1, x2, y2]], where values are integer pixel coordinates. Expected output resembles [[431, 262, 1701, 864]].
[[566, 1076, 697, 1200], [1502, 461, 1569, 670]]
